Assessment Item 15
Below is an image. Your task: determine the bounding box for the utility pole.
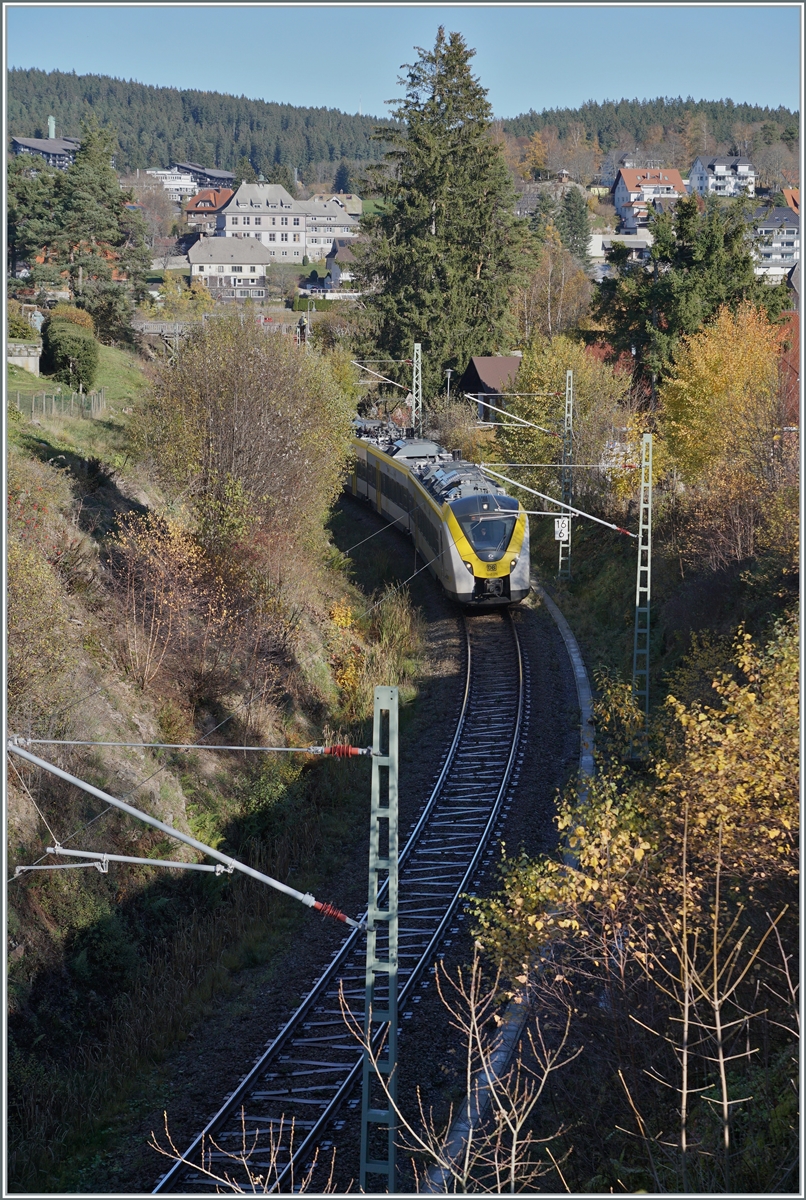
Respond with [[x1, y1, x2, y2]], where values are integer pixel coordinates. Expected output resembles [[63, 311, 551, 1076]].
[[631, 433, 653, 748], [412, 343, 422, 437], [360, 686, 399, 1193], [558, 369, 573, 579]]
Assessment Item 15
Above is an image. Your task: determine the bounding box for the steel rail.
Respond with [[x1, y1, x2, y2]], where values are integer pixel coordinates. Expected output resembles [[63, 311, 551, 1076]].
[[154, 612, 526, 1193]]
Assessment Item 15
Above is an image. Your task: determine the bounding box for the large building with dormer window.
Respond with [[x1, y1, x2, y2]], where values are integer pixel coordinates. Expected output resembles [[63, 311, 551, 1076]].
[[689, 156, 755, 198], [215, 183, 360, 261]]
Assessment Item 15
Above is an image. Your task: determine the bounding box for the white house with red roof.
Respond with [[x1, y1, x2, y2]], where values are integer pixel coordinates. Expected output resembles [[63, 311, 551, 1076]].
[[611, 167, 686, 226]]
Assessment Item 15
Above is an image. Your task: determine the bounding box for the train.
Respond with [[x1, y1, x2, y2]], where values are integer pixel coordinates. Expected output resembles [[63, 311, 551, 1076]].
[[349, 420, 530, 606]]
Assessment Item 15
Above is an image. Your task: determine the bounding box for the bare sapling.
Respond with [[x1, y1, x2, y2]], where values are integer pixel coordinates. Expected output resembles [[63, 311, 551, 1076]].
[[149, 1107, 336, 1194], [339, 949, 578, 1192]]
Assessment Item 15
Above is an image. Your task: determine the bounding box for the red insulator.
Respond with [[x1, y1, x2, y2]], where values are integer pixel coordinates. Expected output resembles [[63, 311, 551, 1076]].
[[323, 744, 361, 757], [313, 899, 350, 923]]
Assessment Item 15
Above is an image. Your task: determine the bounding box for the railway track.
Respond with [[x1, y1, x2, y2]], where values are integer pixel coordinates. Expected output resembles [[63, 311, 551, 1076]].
[[154, 608, 528, 1193]]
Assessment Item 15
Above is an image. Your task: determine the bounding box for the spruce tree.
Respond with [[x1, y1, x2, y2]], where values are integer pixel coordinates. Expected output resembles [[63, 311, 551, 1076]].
[[356, 28, 529, 396], [333, 160, 351, 192], [593, 193, 790, 384], [556, 187, 591, 265], [529, 191, 558, 245]]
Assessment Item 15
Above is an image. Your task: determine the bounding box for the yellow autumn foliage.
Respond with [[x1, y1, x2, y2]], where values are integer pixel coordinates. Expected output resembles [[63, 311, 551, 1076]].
[[472, 614, 798, 977], [660, 302, 783, 485]]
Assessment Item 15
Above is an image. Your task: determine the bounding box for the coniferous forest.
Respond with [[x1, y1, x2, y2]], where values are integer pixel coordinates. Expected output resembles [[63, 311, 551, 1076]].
[[8, 67, 798, 177]]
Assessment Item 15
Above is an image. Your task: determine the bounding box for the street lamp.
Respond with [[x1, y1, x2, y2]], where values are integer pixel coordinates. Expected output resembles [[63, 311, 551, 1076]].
[[445, 368, 453, 403]]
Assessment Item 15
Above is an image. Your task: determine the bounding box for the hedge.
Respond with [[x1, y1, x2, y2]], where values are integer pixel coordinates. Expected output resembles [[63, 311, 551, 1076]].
[[42, 320, 99, 391], [49, 304, 95, 332]]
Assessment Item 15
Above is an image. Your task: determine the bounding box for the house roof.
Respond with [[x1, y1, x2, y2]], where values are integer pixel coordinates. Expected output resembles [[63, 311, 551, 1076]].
[[783, 188, 800, 215], [187, 239, 274, 265], [706, 155, 754, 170], [186, 188, 234, 213], [221, 183, 360, 223], [752, 206, 800, 230], [461, 356, 522, 394], [174, 161, 235, 183], [12, 135, 80, 156], [326, 238, 358, 264], [612, 167, 686, 195]]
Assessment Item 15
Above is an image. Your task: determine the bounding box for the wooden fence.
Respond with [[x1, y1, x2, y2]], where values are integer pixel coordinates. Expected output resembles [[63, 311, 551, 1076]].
[[12, 388, 107, 420]]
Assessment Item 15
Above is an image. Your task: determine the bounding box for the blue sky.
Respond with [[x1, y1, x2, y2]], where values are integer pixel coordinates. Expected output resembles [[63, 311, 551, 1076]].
[[6, 4, 801, 118]]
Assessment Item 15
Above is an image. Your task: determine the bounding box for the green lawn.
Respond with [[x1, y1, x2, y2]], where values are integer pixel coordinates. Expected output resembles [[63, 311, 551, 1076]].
[[7, 342, 147, 408]]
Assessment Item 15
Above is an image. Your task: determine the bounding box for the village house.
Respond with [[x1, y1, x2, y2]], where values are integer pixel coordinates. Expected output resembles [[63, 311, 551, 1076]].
[[458, 355, 523, 422], [187, 237, 273, 300], [611, 166, 686, 225], [751, 205, 800, 281], [689, 155, 756, 198], [184, 188, 234, 235], [215, 183, 360, 263], [145, 169, 198, 202], [325, 238, 359, 287]]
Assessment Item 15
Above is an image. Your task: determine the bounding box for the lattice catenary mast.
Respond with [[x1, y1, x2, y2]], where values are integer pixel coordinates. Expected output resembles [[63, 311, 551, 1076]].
[[558, 369, 574, 579], [631, 433, 653, 743], [360, 686, 399, 1193]]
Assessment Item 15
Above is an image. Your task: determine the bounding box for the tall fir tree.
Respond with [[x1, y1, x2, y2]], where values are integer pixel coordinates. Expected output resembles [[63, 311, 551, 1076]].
[[556, 187, 591, 265], [355, 28, 529, 396]]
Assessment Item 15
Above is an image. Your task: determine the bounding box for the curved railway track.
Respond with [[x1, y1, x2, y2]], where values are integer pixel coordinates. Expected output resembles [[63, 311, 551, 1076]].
[[155, 608, 529, 1193]]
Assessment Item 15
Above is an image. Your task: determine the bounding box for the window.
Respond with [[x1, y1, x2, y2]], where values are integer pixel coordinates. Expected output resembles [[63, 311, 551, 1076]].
[[198, 265, 205, 272], [232, 265, 243, 273], [269, 233, 276, 242], [281, 232, 288, 242], [272, 217, 276, 225], [231, 217, 239, 225], [249, 266, 256, 273], [293, 233, 300, 242], [243, 216, 250, 225], [293, 217, 300, 226], [254, 217, 261, 225], [281, 217, 288, 226], [218, 265, 225, 273]]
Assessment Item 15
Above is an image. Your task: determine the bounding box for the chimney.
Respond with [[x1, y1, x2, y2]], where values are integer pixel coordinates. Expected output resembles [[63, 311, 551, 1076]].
[[48, 115, 55, 139]]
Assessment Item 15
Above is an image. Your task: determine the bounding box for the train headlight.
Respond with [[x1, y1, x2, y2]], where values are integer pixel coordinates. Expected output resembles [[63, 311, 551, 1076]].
[[510, 557, 519, 570], [463, 560, 474, 573]]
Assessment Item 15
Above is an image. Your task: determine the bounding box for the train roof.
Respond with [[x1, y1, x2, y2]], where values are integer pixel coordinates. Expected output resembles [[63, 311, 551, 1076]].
[[352, 422, 517, 508]]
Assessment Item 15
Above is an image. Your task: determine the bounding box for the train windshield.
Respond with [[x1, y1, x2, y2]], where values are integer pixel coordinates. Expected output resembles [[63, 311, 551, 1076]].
[[451, 494, 519, 557], [457, 515, 517, 555]]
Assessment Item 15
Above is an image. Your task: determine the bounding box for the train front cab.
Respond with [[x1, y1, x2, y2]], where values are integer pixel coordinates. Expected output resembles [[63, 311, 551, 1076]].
[[442, 495, 531, 606]]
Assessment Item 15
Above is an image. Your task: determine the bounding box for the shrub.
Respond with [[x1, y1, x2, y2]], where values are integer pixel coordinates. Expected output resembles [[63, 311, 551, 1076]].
[[42, 319, 99, 390], [8, 311, 34, 341], [49, 303, 95, 332]]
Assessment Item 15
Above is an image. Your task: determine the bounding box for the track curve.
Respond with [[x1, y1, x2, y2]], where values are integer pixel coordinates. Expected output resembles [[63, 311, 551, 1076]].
[[154, 608, 528, 1193]]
